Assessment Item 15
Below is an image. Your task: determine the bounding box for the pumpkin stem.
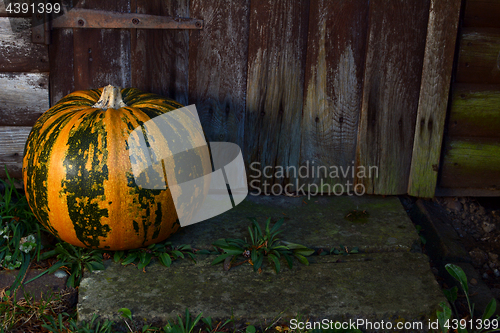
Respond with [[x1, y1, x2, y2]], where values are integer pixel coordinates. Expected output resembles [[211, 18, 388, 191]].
[[92, 85, 127, 110]]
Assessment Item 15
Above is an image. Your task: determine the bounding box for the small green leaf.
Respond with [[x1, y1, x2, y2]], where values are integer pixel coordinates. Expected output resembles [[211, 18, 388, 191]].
[[445, 263, 468, 294], [270, 218, 284, 234], [443, 286, 458, 303], [246, 325, 256, 333], [113, 251, 124, 262], [253, 253, 264, 272], [196, 249, 211, 255], [482, 298, 496, 321], [211, 253, 233, 265], [294, 253, 309, 266], [268, 254, 280, 273], [118, 308, 133, 321], [122, 253, 138, 265], [283, 253, 294, 269], [158, 253, 172, 267]]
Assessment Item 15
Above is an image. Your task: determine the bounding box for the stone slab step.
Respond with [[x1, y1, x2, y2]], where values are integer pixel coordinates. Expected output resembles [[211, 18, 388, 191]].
[[78, 252, 446, 332], [167, 195, 421, 253], [78, 195, 445, 331]]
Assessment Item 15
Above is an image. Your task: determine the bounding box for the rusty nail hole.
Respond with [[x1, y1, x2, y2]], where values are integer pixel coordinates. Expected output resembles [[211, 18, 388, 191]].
[[219, 134, 224, 139], [36, 14, 42, 19], [78, 19, 85, 26], [339, 116, 344, 123], [132, 18, 140, 25], [195, 21, 202, 28], [35, 34, 41, 40]]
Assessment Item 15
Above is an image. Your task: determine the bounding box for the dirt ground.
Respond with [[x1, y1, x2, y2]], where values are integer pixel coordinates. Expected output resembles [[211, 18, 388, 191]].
[[404, 195, 500, 301]]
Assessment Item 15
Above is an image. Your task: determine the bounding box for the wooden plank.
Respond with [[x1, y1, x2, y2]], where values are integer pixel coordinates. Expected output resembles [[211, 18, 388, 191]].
[[439, 137, 500, 189], [131, 0, 189, 104], [464, 0, 500, 28], [48, 0, 75, 105], [73, 0, 131, 90], [49, 27, 74, 105], [244, 0, 309, 190], [407, 0, 461, 198], [0, 126, 31, 179], [456, 28, 500, 84], [0, 72, 49, 126], [355, 0, 430, 195], [300, 0, 368, 192], [0, 0, 31, 17], [188, 0, 250, 146], [0, 17, 49, 72], [448, 84, 500, 138]]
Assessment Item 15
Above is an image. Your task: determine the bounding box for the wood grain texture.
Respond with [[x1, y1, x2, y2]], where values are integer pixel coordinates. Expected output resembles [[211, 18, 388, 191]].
[[48, 0, 75, 105], [244, 0, 309, 190], [49, 27, 74, 105], [0, 72, 49, 126], [408, 0, 461, 198], [73, 0, 131, 90], [0, 126, 31, 179], [464, 0, 500, 28], [456, 28, 500, 84], [439, 136, 500, 190], [300, 0, 368, 191], [189, 0, 250, 146], [131, 0, 189, 104], [0, 17, 49, 72], [0, 0, 30, 17], [448, 84, 500, 138], [355, 0, 430, 195]]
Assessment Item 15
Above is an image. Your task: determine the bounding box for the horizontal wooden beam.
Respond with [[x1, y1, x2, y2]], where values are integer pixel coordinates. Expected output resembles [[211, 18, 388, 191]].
[[0, 72, 49, 126], [0, 17, 49, 72], [0, 126, 31, 179], [448, 83, 500, 138], [464, 0, 500, 28], [439, 136, 500, 190], [456, 27, 500, 84]]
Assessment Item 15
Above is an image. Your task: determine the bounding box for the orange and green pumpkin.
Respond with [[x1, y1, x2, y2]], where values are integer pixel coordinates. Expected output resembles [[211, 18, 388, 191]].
[[22, 85, 211, 250]]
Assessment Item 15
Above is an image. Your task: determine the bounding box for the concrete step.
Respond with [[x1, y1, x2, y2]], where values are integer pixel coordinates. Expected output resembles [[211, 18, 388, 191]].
[[77, 195, 447, 332]]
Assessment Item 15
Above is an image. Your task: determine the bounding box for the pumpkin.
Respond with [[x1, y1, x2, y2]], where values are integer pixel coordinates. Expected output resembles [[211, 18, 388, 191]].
[[22, 85, 211, 250]]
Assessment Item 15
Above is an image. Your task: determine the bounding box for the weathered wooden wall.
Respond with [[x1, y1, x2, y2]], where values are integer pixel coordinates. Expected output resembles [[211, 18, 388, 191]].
[[4, 0, 493, 197], [437, 0, 500, 196], [0, 3, 49, 179]]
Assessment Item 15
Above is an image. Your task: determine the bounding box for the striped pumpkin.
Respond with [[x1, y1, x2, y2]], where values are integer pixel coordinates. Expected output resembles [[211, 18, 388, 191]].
[[23, 85, 210, 250]]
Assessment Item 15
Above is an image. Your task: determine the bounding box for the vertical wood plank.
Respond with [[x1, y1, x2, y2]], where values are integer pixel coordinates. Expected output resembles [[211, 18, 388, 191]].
[[408, 0, 461, 198], [48, 0, 75, 105], [355, 0, 430, 195], [188, 0, 250, 146], [73, 0, 131, 90], [131, 0, 189, 104], [244, 0, 309, 191], [49, 27, 74, 105], [300, 0, 368, 192]]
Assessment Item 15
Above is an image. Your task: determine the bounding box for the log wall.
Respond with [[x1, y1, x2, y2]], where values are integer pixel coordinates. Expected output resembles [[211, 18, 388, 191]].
[[437, 0, 500, 196], [0, 4, 49, 179]]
